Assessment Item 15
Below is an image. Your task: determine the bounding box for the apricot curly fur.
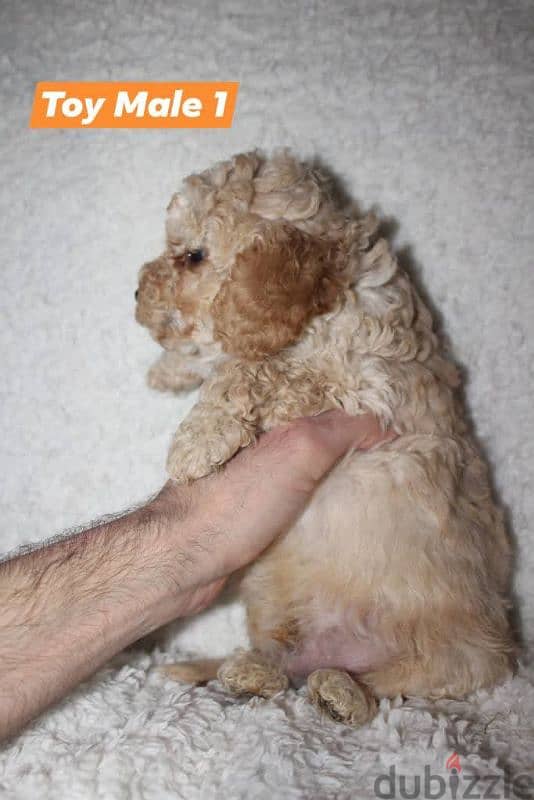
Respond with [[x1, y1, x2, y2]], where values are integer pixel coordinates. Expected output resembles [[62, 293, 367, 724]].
[[136, 150, 516, 722]]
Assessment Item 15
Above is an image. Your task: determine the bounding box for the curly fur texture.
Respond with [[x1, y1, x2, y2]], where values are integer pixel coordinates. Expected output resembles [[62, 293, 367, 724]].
[[136, 150, 516, 724]]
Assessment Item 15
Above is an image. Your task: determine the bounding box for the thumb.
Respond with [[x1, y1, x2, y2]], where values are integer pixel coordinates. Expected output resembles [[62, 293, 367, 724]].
[[272, 410, 396, 487]]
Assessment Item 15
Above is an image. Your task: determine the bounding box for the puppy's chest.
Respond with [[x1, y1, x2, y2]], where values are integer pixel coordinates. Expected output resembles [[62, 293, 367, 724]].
[[246, 352, 458, 437], [247, 357, 362, 430], [257, 380, 347, 428]]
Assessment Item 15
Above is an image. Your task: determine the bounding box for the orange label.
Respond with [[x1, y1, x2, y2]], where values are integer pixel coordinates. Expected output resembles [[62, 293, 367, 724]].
[[29, 82, 239, 128]]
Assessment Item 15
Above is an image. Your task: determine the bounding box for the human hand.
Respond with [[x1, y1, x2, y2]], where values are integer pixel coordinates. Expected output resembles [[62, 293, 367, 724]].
[[149, 411, 397, 616], [0, 410, 395, 740]]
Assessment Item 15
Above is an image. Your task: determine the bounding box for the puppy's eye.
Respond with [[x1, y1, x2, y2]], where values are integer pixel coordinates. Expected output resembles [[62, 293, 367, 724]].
[[186, 249, 204, 264]]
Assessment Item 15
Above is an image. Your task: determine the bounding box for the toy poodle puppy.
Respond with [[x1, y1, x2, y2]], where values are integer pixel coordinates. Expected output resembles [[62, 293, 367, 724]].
[[135, 150, 516, 726]]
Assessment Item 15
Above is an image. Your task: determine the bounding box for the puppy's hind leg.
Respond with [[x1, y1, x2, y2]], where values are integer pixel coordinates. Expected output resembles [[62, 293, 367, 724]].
[[160, 650, 289, 698], [307, 669, 378, 727], [217, 649, 289, 698]]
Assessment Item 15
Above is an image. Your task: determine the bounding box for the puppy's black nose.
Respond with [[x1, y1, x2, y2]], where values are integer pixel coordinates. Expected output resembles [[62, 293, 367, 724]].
[[135, 289, 139, 301]]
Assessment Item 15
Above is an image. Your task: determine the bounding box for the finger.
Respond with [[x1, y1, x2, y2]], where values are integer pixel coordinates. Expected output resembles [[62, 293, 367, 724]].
[[357, 425, 398, 450], [300, 410, 396, 454], [238, 410, 394, 487]]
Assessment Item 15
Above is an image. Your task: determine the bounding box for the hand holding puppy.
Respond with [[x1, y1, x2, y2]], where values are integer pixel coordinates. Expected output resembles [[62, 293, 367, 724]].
[[153, 410, 396, 614], [0, 411, 393, 741]]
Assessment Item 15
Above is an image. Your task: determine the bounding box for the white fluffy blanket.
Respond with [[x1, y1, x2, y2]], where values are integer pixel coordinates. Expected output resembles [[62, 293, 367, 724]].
[[1, 0, 533, 797]]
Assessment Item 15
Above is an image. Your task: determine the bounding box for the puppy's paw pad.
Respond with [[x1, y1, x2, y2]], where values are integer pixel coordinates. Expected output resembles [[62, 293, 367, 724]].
[[307, 669, 377, 726]]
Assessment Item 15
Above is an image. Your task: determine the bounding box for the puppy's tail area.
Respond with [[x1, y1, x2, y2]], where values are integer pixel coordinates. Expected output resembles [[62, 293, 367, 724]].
[[158, 658, 225, 685]]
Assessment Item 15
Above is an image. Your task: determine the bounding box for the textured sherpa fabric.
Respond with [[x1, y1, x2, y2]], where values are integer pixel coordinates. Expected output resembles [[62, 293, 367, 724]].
[[0, 0, 533, 798]]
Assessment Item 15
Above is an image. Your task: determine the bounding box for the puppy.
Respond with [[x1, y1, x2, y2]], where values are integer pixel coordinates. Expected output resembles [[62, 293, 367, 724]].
[[135, 150, 516, 726]]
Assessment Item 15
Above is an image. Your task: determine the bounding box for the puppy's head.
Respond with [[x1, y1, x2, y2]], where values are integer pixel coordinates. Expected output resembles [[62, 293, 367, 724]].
[[135, 150, 377, 360]]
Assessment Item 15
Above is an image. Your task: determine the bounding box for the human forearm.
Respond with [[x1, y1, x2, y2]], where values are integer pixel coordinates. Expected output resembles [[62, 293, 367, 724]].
[[0, 504, 192, 740]]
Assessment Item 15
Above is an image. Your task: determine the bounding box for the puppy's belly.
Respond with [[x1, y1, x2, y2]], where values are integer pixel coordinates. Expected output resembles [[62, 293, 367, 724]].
[[244, 435, 469, 677], [281, 624, 390, 680]]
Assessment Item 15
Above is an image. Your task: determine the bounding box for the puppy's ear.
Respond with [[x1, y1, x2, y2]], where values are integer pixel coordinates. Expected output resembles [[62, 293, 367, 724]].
[[211, 224, 340, 360]]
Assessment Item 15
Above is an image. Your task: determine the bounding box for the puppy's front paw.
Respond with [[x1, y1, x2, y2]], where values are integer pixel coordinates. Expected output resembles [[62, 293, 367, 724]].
[[147, 361, 203, 393], [167, 415, 252, 483], [166, 434, 225, 482]]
